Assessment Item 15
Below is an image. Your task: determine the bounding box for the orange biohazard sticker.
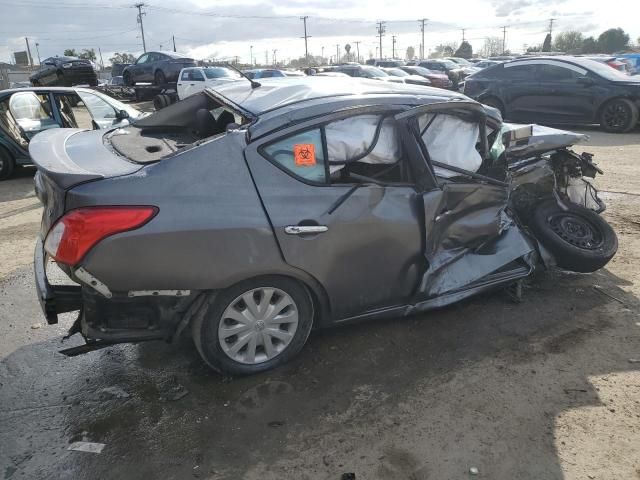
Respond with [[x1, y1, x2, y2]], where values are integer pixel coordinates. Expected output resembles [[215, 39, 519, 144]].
[[294, 144, 316, 167]]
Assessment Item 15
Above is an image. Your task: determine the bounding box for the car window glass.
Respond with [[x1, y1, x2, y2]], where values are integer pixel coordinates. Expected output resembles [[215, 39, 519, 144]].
[[9, 92, 52, 121], [263, 128, 327, 183], [181, 70, 191, 81], [77, 91, 116, 119], [500, 64, 534, 79], [191, 70, 205, 81], [537, 64, 580, 81], [137, 54, 149, 64], [418, 113, 482, 178], [53, 93, 94, 129]]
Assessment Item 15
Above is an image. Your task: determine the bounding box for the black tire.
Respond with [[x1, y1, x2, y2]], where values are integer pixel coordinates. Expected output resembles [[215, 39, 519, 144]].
[[153, 94, 166, 111], [154, 70, 166, 86], [192, 276, 314, 375], [481, 96, 505, 118], [529, 199, 617, 273], [0, 147, 16, 181], [123, 71, 134, 87], [599, 98, 639, 133]]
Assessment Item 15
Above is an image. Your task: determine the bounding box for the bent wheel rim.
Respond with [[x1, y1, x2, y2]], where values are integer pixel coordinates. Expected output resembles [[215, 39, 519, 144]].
[[603, 102, 630, 129], [548, 212, 604, 250], [218, 287, 299, 365]]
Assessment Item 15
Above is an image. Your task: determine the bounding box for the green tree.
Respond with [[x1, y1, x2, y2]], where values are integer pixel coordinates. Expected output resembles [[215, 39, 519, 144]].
[[63, 49, 77, 57], [109, 52, 137, 64], [78, 48, 96, 61], [454, 41, 473, 59], [527, 45, 542, 53], [581, 37, 599, 54], [481, 37, 503, 57], [553, 31, 583, 53], [406, 46, 415, 60], [597, 28, 629, 53], [542, 34, 552, 52], [430, 43, 456, 58]]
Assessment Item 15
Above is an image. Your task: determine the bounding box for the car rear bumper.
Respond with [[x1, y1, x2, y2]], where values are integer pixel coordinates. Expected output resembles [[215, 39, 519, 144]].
[[34, 237, 82, 325]]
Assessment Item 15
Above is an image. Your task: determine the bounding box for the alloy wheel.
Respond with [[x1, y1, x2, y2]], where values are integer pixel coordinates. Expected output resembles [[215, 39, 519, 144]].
[[218, 287, 299, 364], [602, 101, 631, 130]]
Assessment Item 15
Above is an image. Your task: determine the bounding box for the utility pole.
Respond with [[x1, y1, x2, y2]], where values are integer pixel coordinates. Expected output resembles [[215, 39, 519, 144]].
[[392, 35, 397, 59], [250, 45, 253, 66], [265, 50, 268, 66], [501, 25, 508, 54], [172, 35, 176, 52], [98, 47, 104, 70], [35, 42, 41, 65], [336, 44, 340, 63], [354, 41, 361, 63], [25, 37, 33, 67], [548, 18, 555, 36], [272, 49, 277, 66], [376, 21, 386, 59], [321, 46, 325, 64], [418, 18, 427, 59], [461, 28, 466, 42], [135, 3, 147, 53], [300, 16, 310, 66], [375, 46, 378, 59]]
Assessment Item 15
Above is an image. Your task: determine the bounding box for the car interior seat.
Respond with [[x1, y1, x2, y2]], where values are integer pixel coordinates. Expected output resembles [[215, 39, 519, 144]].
[[195, 108, 217, 137], [216, 110, 235, 132]]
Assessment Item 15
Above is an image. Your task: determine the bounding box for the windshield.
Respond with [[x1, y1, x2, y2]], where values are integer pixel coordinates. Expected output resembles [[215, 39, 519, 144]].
[[203, 67, 241, 79], [440, 60, 459, 69], [361, 66, 388, 78], [386, 68, 409, 77], [409, 66, 437, 76]]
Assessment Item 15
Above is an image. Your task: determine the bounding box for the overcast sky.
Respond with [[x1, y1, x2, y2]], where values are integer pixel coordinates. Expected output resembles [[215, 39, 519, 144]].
[[0, 0, 637, 65]]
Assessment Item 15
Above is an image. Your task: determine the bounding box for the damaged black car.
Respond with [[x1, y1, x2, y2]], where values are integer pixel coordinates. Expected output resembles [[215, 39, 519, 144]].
[[30, 77, 617, 375]]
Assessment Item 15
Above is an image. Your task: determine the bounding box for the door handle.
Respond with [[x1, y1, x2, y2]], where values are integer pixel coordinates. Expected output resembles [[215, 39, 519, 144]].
[[285, 225, 328, 235]]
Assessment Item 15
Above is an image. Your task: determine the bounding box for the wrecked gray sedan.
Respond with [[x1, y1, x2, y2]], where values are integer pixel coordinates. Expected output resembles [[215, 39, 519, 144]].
[[31, 77, 617, 375]]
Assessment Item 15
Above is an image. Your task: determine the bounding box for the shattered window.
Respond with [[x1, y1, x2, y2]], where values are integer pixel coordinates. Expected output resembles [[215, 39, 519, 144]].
[[263, 128, 327, 183]]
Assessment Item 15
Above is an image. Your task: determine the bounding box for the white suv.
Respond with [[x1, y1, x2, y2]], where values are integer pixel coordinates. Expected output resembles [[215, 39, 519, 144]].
[[177, 66, 241, 100]]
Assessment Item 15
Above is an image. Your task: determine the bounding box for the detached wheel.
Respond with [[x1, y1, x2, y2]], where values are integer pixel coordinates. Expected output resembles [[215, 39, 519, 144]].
[[529, 199, 617, 273], [192, 276, 313, 375], [154, 70, 166, 86], [599, 98, 638, 133], [0, 148, 16, 180]]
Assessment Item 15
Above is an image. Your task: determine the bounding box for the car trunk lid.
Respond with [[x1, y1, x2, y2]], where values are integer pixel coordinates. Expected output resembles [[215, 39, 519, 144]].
[[30, 128, 143, 235]]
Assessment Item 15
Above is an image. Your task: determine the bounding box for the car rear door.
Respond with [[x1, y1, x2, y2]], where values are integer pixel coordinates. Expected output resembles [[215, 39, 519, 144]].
[[394, 101, 535, 303], [497, 63, 542, 121], [244, 107, 424, 320]]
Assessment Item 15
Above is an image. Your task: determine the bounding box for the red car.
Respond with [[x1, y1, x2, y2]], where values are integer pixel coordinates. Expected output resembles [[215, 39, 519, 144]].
[[400, 66, 453, 89]]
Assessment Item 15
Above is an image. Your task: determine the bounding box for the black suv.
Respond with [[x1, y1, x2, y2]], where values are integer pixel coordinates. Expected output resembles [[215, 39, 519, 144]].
[[30, 57, 97, 87], [464, 56, 640, 133]]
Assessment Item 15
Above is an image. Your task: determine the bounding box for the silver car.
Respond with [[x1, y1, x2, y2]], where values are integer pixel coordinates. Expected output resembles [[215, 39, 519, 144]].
[[31, 77, 617, 375]]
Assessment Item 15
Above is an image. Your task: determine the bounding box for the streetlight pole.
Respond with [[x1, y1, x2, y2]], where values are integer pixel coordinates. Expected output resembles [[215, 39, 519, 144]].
[[250, 45, 253, 66], [35, 42, 41, 65]]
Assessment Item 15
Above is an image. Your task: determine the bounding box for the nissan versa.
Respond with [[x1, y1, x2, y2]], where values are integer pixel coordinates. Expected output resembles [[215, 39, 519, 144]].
[[32, 77, 617, 375]]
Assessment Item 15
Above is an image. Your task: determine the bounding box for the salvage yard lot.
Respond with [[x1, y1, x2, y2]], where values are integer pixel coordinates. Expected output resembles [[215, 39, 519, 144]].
[[1, 123, 639, 479]]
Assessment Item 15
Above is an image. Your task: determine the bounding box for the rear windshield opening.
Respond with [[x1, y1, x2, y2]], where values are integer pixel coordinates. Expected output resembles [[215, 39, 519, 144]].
[[107, 91, 250, 164]]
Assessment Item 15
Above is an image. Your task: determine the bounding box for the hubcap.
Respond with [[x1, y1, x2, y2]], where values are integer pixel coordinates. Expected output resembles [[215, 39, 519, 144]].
[[218, 287, 299, 365], [603, 102, 630, 129], [548, 213, 603, 250]]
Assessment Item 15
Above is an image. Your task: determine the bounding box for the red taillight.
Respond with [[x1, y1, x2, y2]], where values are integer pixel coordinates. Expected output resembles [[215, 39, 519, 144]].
[[44, 206, 158, 265]]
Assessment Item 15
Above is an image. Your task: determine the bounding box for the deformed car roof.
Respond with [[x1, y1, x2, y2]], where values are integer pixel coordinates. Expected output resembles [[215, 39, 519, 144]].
[[206, 76, 470, 138]]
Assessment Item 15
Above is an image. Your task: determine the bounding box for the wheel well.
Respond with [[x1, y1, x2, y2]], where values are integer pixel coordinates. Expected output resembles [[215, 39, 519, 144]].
[[595, 96, 639, 120], [0, 143, 15, 161]]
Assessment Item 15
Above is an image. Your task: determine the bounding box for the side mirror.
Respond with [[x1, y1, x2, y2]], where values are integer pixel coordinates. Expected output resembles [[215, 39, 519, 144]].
[[577, 76, 594, 87], [115, 109, 130, 120]]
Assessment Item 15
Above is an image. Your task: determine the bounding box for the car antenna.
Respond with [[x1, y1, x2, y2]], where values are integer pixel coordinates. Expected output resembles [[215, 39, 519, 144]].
[[225, 62, 261, 89]]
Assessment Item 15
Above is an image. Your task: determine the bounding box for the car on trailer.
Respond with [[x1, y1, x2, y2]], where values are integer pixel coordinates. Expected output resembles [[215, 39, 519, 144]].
[[30, 56, 97, 87], [122, 51, 196, 86]]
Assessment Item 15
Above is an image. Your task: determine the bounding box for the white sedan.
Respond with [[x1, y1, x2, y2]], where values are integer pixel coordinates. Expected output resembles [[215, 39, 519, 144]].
[[177, 66, 242, 100]]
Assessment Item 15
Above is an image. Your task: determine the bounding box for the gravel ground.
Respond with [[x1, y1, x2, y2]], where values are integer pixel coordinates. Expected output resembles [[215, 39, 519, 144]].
[[0, 124, 639, 480]]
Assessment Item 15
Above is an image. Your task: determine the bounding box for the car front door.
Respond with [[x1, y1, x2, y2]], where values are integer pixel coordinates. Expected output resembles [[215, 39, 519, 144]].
[[245, 107, 424, 320], [76, 90, 125, 128], [183, 69, 205, 98], [8, 91, 59, 140], [132, 53, 150, 81], [533, 62, 596, 123], [394, 102, 535, 304]]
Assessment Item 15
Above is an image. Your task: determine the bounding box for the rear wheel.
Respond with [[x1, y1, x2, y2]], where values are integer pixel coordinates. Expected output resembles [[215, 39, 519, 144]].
[[529, 199, 617, 273], [599, 98, 638, 133], [0, 148, 16, 181], [481, 96, 505, 118], [154, 70, 166, 86], [192, 276, 313, 375]]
